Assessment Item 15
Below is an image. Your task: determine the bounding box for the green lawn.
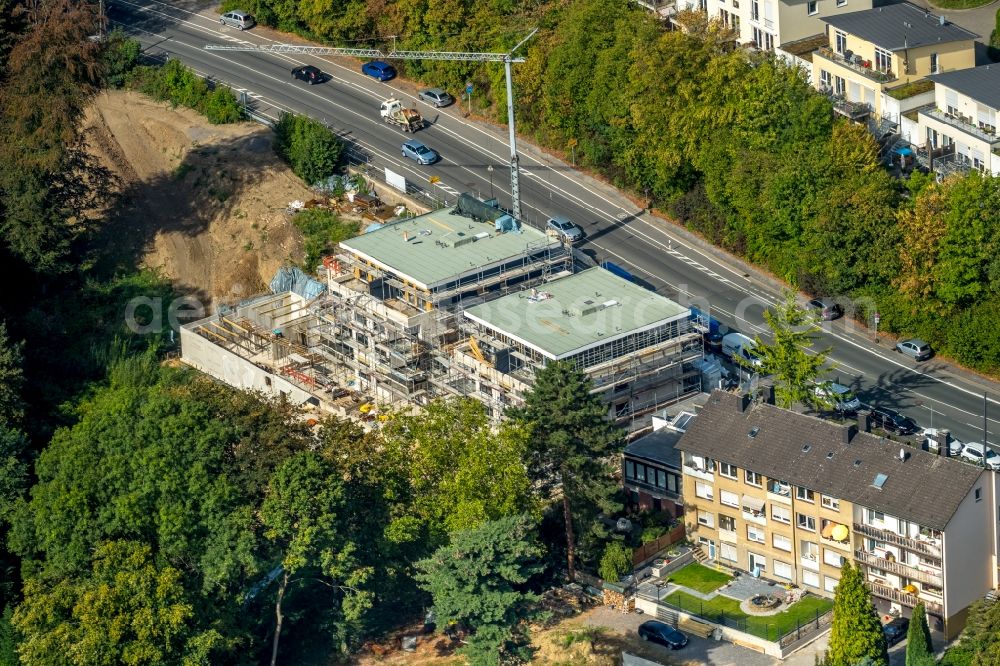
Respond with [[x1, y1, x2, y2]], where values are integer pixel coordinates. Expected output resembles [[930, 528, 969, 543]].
[[927, 0, 992, 8], [666, 563, 732, 594], [663, 589, 834, 641]]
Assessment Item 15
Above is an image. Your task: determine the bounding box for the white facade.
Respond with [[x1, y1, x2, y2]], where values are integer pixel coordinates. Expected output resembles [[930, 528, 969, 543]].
[[707, 0, 871, 51], [942, 471, 995, 629]]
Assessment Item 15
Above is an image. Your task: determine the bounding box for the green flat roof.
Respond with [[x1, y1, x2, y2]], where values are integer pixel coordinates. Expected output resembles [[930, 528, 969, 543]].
[[464, 267, 691, 360], [338, 207, 556, 290]]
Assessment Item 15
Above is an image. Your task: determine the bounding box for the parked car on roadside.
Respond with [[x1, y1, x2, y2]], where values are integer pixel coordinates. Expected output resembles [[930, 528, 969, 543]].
[[921, 428, 964, 457], [291, 65, 325, 85], [865, 405, 919, 435], [638, 621, 688, 650], [883, 617, 909, 647], [219, 10, 255, 30], [960, 442, 1000, 470], [814, 382, 862, 414], [401, 140, 438, 165], [418, 88, 454, 107], [545, 216, 583, 243], [895, 339, 933, 361], [361, 61, 396, 81], [808, 298, 843, 321]]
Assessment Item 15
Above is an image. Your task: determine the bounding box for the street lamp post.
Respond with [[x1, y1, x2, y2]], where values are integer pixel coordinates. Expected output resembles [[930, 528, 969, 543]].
[[487, 164, 494, 199]]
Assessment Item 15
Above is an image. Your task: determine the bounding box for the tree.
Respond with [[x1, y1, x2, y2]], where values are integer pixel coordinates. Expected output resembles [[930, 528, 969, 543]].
[[938, 598, 1000, 665], [827, 562, 888, 666], [415, 515, 544, 665], [509, 361, 622, 582], [260, 451, 373, 665], [272, 113, 344, 186], [906, 603, 934, 666], [751, 292, 832, 410], [13, 540, 221, 666], [598, 541, 632, 583]]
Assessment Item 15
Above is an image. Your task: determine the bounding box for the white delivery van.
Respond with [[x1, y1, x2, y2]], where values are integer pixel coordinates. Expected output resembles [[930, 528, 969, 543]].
[[721, 332, 762, 368]]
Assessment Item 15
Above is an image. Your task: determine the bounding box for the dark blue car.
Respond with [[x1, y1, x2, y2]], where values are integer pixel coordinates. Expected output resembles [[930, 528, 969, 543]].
[[361, 61, 396, 81], [638, 620, 688, 650]]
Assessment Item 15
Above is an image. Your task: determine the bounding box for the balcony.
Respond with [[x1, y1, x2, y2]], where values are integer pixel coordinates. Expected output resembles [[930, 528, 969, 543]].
[[854, 522, 942, 558], [768, 481, 792, 505], [801, 554, 820, 571], [922, 108, 1000, 145], [867, 581, 943, 615], [855, 550, 943, 587], [815, 47, 897, 84], [683, 463, 714, 482]]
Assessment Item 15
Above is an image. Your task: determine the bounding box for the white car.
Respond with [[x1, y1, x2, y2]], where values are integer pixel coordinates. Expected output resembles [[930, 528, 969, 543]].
[[921, 428, 963, 457], [814, 382, 862, 414], [960, 442, 1000, 469]]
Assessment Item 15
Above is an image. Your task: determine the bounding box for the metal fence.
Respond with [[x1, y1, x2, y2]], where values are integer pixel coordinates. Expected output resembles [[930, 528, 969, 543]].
[[636, 590, 832, 645]]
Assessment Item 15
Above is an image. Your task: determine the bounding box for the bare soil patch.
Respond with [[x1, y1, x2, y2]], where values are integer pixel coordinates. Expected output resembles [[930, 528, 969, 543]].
[[82, 90, 309, 304]]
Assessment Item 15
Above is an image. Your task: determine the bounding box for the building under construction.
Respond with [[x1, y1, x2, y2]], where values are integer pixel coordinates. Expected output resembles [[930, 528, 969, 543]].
[[180, 195, 704, 426]]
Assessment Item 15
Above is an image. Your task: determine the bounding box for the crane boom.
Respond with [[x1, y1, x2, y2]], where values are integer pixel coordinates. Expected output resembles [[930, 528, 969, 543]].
[[203, 30, 537, 222]]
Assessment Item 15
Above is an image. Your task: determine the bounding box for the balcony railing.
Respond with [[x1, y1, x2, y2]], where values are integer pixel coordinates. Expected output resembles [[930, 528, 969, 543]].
[[922, 108, 1000, 145], [854, 522, 942, 558], [815, 47, 897, 84], [855, 550, 943, 587], [867, 581, 943, 615]]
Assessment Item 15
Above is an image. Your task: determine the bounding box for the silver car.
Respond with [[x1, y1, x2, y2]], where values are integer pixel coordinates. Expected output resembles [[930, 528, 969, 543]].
[[219, 10, 255, 30], [814, 382, 862, 414], [418, 88, 454, 107], [546, 216, 583, 242], [895, 338, 932, 361], [401, 140, 438, 165]]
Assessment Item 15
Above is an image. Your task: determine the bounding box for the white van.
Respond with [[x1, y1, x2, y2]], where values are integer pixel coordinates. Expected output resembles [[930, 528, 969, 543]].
[[721, 332, 762, 368]]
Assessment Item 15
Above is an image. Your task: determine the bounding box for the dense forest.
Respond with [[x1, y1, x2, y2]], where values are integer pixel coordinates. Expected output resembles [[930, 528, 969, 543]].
[[2, 0, 1000, 663]]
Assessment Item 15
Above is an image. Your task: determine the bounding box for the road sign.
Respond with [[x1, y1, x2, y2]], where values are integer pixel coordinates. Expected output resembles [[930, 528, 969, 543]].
[[465, 82, 474, 95], [874, 312, 881, 324]]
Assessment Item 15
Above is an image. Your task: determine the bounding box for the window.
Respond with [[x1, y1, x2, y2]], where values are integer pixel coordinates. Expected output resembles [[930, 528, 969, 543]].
[[835, 31, 847, 55], [796, 487, 815, 502], [824, 576, 840, 593], [719, 462, 738, 479], [834, 75, 846, 95], [821, 495, 840, 511], [819, 70, 832, 89], [874, 47, 892, 73], [697, 510, 714, 527], [751, 0, 759, 20], [866, 509, 885, 524], [976, 487, 983, 502], [930, 52, 939, 74], [656, 469, 667, 490], [836, 0, 846, 5], [635, 464, 646, 483], [705, 458, 717, 473], [801, 541, 819, 560], [749, 552, 767, 572], [807, 0, 818, 14], [696, 482, 714, 500], [667, 474, 678, 493], [774, 560, 793, 580], [721, 542, 738, 562], [719, 514, 737, 532], [773, 534, 792, 551], [721, 489, 740, 508], [797, 513, 816, 531], [746, 470, 763, 487], [772, 505, 791, 524], [824, 549, 845, 567], [748, 525, 766, 543], [626, 461, 636, 480], [264, 376, 272, 387], [803, 570, 820, 588]]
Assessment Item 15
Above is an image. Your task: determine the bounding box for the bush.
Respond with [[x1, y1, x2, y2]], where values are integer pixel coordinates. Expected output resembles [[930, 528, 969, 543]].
[[291, 208, 360, 270], [273, 113, 344, 186], [202, 86, 243, 124], [129, 59, 242, 124], [598, 541, 632, 583], [100, 29, 142, 89]]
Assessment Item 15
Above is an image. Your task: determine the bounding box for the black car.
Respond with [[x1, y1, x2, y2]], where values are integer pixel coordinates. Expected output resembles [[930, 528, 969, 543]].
[[883, 617, 909, 647], [291, 65, 324, 85], [867, 405, 919, 435], [638, 620, 688, 649]]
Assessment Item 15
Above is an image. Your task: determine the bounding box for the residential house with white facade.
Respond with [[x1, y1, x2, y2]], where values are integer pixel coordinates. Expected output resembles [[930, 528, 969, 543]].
[[918, 64, 1000, 176], [699, 0, 869, 53]]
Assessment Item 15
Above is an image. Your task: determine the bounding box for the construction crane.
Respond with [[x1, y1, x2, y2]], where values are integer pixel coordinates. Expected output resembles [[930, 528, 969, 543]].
[[204, 30, 538, 222]]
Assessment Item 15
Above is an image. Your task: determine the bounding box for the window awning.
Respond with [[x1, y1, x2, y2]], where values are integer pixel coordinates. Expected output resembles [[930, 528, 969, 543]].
[[742, 495, 766, 512]]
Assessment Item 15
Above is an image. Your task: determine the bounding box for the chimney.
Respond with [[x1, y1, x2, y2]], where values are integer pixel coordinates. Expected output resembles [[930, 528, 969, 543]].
[[935, 429, 951, 456], [739, 393, 752, 413], [403, 231, 410, 242], [857, 409, 871, 433], [899, 447, 908, 462], [759, 381, 776, 406], [939, 14, 946, 26], [843, 423, 858, 444]]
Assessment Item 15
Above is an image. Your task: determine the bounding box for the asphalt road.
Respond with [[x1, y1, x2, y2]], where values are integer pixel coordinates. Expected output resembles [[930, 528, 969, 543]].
[[111, 0, 1000, 448]]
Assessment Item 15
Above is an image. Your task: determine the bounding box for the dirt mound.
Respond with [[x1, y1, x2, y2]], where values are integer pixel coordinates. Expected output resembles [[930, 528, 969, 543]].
[[83, 91, 308, 305]]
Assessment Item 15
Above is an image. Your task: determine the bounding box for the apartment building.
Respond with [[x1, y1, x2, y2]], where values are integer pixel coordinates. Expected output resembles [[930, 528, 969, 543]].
[[918, 64, 1000, 176], [679, 389, 997, 639], [181, 195, 705, 427], [703, 0, 869, 53], [812, 3, 976, 123]]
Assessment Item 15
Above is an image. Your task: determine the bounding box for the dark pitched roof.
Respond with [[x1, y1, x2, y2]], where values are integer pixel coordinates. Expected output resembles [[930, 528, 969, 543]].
[[626, 428, 684, 469], [822, 3, 978, 51], [928, 64, 1000, 111], [677, 391, 983, 530]]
